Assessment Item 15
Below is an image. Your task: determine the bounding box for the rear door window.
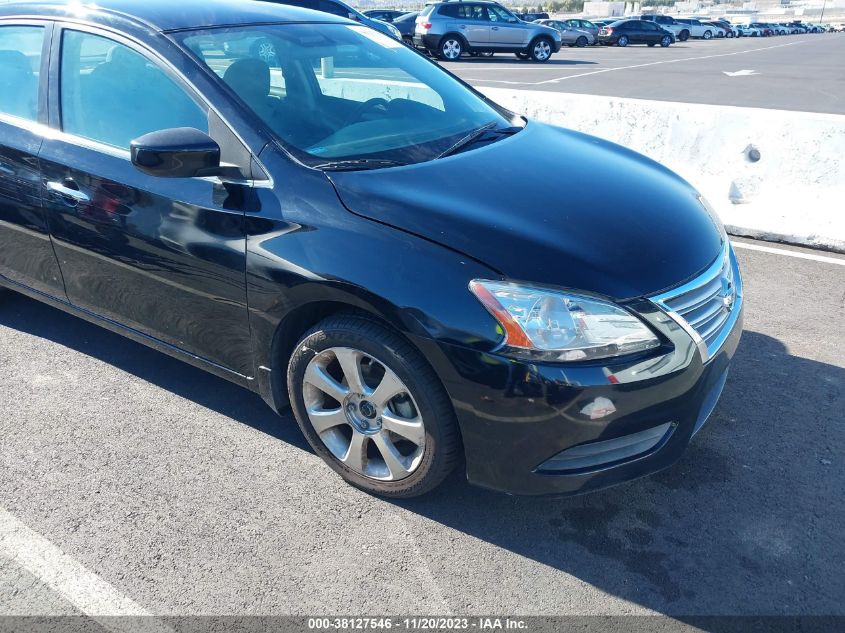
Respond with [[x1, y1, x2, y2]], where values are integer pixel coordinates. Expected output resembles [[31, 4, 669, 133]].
[[0, 25, 43, 122]]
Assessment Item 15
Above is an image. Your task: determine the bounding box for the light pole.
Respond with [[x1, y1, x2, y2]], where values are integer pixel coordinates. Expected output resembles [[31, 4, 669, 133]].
[[820, 0, 827, 24]]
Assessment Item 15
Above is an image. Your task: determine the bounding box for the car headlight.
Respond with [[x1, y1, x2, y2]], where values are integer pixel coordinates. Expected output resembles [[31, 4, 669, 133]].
[[387, 24, 402, 39], [469, 280, 660, 362]]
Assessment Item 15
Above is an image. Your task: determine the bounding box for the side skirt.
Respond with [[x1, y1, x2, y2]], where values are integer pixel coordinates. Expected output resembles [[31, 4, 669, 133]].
[[0, 275, 255, 392]]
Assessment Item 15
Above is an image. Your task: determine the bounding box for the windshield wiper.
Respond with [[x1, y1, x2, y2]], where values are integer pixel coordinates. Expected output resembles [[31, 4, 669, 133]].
[[435, 122, 523, 160], [313, 158, 407, 171]]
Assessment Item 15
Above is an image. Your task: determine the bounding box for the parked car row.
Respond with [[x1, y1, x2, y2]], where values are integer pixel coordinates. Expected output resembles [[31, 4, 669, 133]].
[[593, 15, 842, 46]]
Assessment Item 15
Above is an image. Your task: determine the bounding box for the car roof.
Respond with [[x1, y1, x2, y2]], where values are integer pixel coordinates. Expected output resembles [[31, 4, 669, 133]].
[[0, 0, 346, 32]]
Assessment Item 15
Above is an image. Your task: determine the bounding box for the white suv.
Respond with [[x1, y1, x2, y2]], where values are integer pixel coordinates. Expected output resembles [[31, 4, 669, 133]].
[[675, 18, 716, 40], [639, 14, 691, 41]]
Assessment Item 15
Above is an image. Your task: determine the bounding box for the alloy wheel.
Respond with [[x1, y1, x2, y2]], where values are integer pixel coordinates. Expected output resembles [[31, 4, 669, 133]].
[[441, 39, 462, 60], [257, 41, 276, 64], [532, 39, 551, 60], [302, 347, 425, 481]]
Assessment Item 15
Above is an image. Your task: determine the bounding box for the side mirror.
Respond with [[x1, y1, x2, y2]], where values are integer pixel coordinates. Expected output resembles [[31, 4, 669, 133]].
[[130, 128, 221, 178], [348, 12, 360, 21]]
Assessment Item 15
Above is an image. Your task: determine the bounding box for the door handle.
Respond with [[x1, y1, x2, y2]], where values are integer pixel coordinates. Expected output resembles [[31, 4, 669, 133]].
[[46, 180, 90, 204], [459, 24, 467, 29]]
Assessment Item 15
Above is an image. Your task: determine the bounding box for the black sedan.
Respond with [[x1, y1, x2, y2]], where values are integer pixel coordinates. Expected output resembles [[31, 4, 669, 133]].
[[0, 0, 741, 497], [390, 11, 419, 46], [598, 19, 675, 46]]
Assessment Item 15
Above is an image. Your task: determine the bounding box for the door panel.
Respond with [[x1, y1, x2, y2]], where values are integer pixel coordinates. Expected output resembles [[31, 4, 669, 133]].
[[0, 23, 66, 298], [486, 6, 526, 46], [449, 5, 489, 47], [42, 27, 254, 375]]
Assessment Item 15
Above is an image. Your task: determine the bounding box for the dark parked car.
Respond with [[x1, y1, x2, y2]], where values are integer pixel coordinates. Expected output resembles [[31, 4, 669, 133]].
[[515, 12, 550, 21], [0, 0, 742, 498], [390, 11, 418, 45], [263, 0, 402, 39], [598, 19, 675, 46], [363, 9, 407, 23]]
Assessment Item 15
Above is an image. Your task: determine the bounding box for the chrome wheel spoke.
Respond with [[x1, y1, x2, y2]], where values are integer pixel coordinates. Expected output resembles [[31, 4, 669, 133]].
[[342, 431, 367, 472], [381, 412, 424, 446], [304, 362, 347, 403], [308, 407, 347, 434], [302, 345, 426, 482], [334, 348, 367, 395], [373, 431, 411, 480], [371, 370, 405, 409]]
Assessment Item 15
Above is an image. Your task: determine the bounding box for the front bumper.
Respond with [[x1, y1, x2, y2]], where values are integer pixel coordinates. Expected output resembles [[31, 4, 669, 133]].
[[413, 262, 743, 496]]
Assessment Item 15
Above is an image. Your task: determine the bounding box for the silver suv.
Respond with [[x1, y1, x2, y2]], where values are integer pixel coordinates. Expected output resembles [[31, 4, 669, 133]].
[[414, 1, 562, 61]]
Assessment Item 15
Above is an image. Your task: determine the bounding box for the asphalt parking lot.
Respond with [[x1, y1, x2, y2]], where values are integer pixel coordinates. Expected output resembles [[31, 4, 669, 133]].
[[445, 33, 845, 114], [1, 238, 843, 620]]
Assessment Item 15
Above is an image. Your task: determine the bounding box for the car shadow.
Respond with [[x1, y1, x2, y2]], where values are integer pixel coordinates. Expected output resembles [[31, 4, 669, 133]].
[[388, 330, 844, 614], [3, 293, 842, 614], [0, 292, 310, 452], [454, 56, 597, 65]]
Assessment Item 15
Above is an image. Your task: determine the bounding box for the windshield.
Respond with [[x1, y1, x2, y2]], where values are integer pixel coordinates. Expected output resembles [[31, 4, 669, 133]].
[[178, 23, 518, 168]]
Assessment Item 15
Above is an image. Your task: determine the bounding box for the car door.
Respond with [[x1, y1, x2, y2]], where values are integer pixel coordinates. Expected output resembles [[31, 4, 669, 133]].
[[453, 4, 490, 48], [639, 20, 660, 43], [0, 21, 66, 299], [485, 5, 526, 47], [38, 25, 258, 376]]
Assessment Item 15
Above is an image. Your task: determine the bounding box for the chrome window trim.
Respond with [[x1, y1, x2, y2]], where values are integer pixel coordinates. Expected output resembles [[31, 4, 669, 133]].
[[649, 240, 743, 363]]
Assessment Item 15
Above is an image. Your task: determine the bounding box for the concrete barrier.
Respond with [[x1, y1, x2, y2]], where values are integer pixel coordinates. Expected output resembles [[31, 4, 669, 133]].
[[480, 88, 845, 252]]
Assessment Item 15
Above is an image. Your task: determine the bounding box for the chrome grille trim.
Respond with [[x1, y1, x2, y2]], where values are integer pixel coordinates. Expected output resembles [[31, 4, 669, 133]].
[[649, 241, 743, 362]]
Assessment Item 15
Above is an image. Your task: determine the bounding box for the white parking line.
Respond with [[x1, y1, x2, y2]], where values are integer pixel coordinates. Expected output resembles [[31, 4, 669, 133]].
[[732, 241, 845, 265], [0, 507, 170, 631], [535, 40, 805, 84]]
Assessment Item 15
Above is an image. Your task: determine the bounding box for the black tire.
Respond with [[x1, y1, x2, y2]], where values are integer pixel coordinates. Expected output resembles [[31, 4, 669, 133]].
[[660, 35, 671, 47], [617, 35, 629, 47], [528, 37, 554, 61], [287, 314, 461, 498], [648, 42, 655, 47], [576, 36, 588, 48], [679, 29, 690, 41], [703, 30, 713, 40], [438, 35, 463, 61]]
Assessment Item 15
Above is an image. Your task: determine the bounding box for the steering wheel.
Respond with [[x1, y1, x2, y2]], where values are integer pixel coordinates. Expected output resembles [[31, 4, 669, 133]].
[[343, 98, 390, 126]]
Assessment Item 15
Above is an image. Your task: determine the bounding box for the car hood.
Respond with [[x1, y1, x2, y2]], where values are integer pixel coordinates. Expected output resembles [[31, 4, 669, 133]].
[[327, 121, 724, 300]]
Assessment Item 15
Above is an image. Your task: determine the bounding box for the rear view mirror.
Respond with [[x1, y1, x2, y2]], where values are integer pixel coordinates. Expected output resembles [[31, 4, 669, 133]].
[[130, 127, 221, 178]]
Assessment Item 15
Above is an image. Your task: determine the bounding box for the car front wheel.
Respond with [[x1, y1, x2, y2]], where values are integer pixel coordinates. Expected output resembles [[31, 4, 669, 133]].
[[528, 37, 553, 61], [287, 314, 461, 498], [703, 30, 713, 39], [661, 35, 671, 47], [576, 36, 588, 47]]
